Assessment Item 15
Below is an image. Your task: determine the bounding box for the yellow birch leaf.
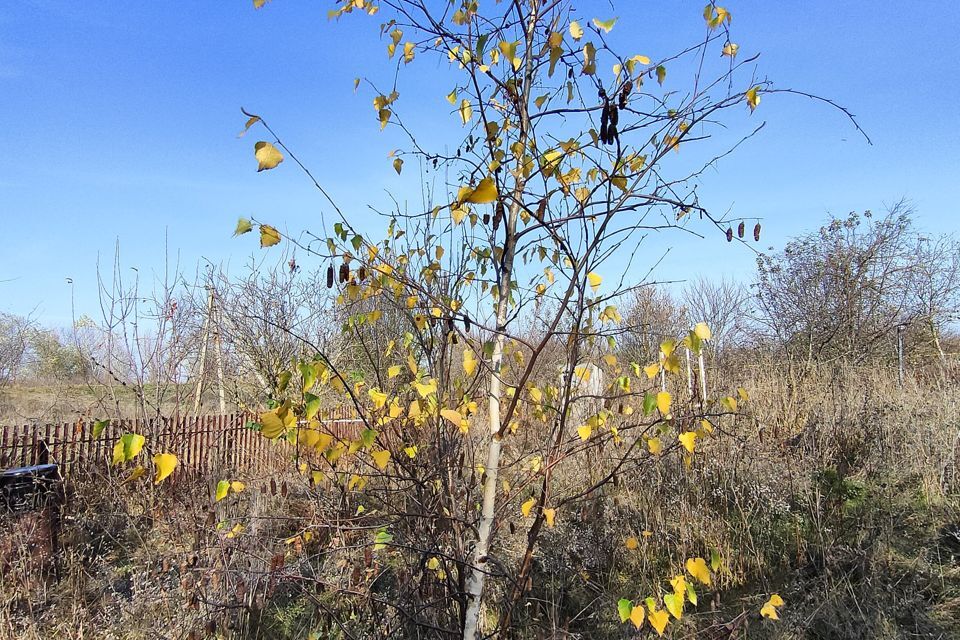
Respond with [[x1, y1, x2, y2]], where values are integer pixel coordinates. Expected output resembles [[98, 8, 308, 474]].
[[464, 177, 498, 203], [393, 157, 403, 174], [746, 86, 761, 112], [587, 272, 602, 292], [768, 594, 784, 607], [426, 556, 440, 570], [625, 536, 639, 550], [569, 20, 583, 40], [592, 17, 617, 33], [722, 42, 739, 57], [216, 479, 230, 502], [656, 391, 672, 415], [446, 89, 457, 105], [670, 574, 687, 598], [577, 425, 592, 441], [521, 497, 536, 517], [647, 437, 663, 455], [648, 608, 670, 635], [685, 557, 711, 585], [543, 507, 556, 527], [260, 225, 281, 247], [760, 604, 779, 620], [694, 322, 712, 341], [644, 362, 661, 379], [368, 388, 388, 408], [440, 408, 463, 427], [402, 41, 415, 63], [120, 466, 145, 485], [663, 592, 683, 620], [414, 379, 437, 398], [459, 99, 473, 125], [254, 141, 283, 171], [371, 449, 391, 470], [679, 431, 697, 453], [230, 481, 245, 493], [630, 605, 645, 630], [463, 348, 478, 376], [152, 453, 177, 484], [388, 365, 402, 378]]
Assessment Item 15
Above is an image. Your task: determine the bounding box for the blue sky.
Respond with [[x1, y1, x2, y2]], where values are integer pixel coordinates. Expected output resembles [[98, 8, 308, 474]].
[[1, 0, 958, 326]]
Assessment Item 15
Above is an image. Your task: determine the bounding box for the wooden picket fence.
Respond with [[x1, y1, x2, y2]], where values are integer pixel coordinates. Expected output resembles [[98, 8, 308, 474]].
[[0, 406, 364, 477]]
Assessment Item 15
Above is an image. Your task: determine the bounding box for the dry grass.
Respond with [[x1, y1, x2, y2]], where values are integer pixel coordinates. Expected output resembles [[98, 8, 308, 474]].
[[2, 362, 959, 639]]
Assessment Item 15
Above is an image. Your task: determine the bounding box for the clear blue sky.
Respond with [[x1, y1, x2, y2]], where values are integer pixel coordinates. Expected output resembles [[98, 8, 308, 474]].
[[2, 1, 958, 326]]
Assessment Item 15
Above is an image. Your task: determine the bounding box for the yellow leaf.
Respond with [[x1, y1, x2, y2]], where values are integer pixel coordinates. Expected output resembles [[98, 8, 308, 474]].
[[760, 604, 779, 620], [440, 408, 464, 428], [679, 431, 697, 453], [521, 497, 536, 517], [746, 86, 761, 112], [388, 365, 402, 378], [543, 507, 556, 527], [644, 362, 661, 379], [647, 437, 662, 455], [393, 157, 403, 174], [625, 536, 639, 550], [694, 322, 712, 341], [261, 407, 294, 439], [660, 338, 677, 358], [404, 445, 418, 458], [592, 17, 617, 33], [463, 348, 478, 376], [120, 466, 145, 485], [670, 574, 687, 598], [446, 89, 457, 105], [368, 388, 388, 408], [216, 479, 230, 502], [254, 141, 284, 171], [408, 354, 419, 375], [152, 453, 177, 484], [569, 20, 583, 40], [685, 557, 711, 585], [656, 391, 672, 415], [464, 177, 498, 204], [230, 481, 245, 493], [414, 378, 437, 398], [577, 425, 592, 441], [630, 605, 645, 629], [722, 41, 739, 57], [768, 594, 784, 607], [260, 224, 281, 247], [582, 42, 596, 75], [603, 354, 618, 367], [587, 272, 602, 293], [371, 449, 391, 470], [426, 556, 440, 570], [402, 41, 415, 63], [459, 99, 473, 125], [648, 607, 670, 635], [663, 592, 683, 620]]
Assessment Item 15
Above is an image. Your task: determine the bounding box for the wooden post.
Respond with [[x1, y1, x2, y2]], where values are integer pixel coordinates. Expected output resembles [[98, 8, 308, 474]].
[[897, 324, 905, 388], [193, 289, 215, 415]]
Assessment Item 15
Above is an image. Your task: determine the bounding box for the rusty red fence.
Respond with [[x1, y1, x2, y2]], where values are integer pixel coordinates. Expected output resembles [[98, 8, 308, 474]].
[[0, 407, 364, 477]]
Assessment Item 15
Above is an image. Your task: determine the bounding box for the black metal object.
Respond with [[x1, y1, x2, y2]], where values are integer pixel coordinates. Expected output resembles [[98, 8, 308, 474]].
[[0, 463, 64, 577], [0, 463, 62, 513]]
